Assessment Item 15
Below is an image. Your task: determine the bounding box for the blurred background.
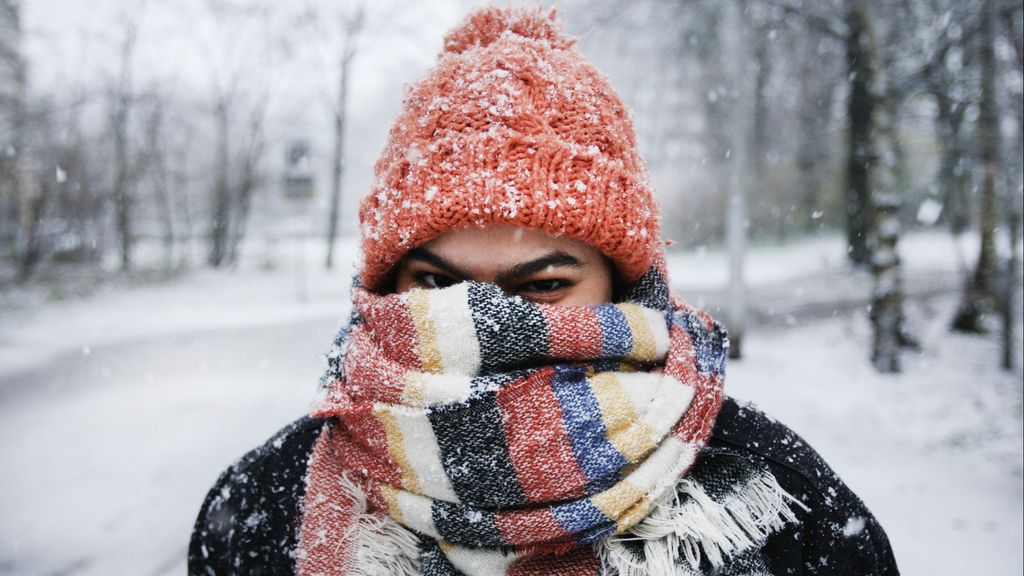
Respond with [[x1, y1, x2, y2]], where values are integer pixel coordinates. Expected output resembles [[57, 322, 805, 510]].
[[0, 0, 1021, 574]]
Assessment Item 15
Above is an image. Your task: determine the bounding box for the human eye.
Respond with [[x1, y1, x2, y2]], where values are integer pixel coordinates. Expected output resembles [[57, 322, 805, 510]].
[[520, 279, 566, 292], [515, 278, 572, 300], [415, 272, 457, 289]]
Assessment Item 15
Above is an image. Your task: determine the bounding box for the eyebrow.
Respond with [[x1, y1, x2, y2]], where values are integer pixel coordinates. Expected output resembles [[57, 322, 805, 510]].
[[403, 247, 473, 280], [496, 251, 583, 284], [403, 248, 583, 284]]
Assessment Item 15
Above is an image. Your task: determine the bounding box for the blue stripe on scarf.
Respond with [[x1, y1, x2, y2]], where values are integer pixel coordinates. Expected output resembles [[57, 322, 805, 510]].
[[671, 311, 728, 376], [552, 364, 626, 492], [594, 305, 633, 358]]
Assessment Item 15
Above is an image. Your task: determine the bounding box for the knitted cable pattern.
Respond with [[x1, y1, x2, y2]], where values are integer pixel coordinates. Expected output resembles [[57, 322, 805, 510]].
[[358, 7, 660, 291]]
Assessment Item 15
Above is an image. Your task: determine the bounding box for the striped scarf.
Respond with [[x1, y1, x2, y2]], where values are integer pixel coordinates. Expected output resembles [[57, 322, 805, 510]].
[[296, 264, 776, 575]]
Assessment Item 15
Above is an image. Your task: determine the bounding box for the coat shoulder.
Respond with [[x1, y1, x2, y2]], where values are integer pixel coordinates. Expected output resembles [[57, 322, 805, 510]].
[[707, 396, 900, 576], [188, 416, 326, 576]]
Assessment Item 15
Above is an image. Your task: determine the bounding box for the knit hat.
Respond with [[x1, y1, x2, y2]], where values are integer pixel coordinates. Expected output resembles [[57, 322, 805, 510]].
[[358, 7, 660, 291]]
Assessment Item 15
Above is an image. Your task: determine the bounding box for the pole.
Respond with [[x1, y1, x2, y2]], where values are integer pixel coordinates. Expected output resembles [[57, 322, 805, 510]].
[[723, 2, 750, 359]]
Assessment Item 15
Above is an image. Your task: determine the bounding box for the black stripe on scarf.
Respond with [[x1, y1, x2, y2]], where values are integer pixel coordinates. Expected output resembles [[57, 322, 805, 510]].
[[432, 500, 504, 547], [428, 393, 527, 508], [468, 282, 551, 373]]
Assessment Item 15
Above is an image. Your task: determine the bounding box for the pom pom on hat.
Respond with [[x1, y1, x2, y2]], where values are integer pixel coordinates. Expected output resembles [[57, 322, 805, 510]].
[[442, 7, 575, 54], [358, 6, 661, 292]]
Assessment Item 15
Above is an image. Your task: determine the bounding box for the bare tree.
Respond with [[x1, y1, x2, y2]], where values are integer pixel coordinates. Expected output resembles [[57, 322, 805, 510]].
[[755, 0, 881, 264], [227, 101, 268, 266], [109, 14, 141, 271], [842, 0, 879, 266], [201, 0, 274, 269], [324, 4, 365, 269], [142, 98, 177, 270], [207, 84, 234, 268]]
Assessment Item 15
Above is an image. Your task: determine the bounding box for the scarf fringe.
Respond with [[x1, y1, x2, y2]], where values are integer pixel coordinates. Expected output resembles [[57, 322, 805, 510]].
[[598, 467, 807, 576], [336, 474, 422, 576]]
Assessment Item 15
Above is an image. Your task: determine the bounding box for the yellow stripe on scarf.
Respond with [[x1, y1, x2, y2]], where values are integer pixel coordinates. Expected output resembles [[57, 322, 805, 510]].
[[592, 480, 647, 525], [401, 373, 427, 408], [375, 406, 423, 495], [409, 290, 443, 373], [590, 372, 658, 462], [380, 484, 405, 524], [613, 496, 656, 535], [619, 303, 658, 362]]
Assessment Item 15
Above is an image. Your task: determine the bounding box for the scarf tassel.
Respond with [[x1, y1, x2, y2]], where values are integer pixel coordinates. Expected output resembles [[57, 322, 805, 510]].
[[334, 473, 423, 576], [598, 467, 807, 576], [322, 466, 803, 576]]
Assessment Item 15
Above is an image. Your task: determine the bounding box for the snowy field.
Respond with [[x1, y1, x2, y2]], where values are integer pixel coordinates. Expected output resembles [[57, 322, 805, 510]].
[[0, 232, 1020, 575]]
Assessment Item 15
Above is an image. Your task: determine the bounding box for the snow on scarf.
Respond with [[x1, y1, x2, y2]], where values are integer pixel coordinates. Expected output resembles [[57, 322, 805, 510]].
[[295, 264, 798, 575]]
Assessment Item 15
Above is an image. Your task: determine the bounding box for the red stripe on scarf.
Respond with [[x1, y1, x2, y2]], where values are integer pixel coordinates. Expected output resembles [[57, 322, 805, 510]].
[[494, 506, 573, 549], [497, 369, 589, 503], [342, 328, 409, 404], [667, 319, 723, 444], [296, 426, 358, 575], [354, 288, 423, 371], [541, 305, 604, 360], [331, 408, 403, 488]]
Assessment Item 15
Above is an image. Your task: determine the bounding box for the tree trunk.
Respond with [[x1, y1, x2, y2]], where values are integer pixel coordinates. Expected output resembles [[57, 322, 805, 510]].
[[227, 109, 265, 267], [952, 0, 1001, 333], [1004, 209, 1022, 370], [325, 36, 355, 269], [208, 99, 232, 268], [843, 0, 875, 266], [111, 23, 137, 272], [112, 99, 132, 271], [934, 96, 969, 234], [16, 181, 49, 283], [146, 104, 177, 271], [871, 195, 903, 372], [172, 144, 195, 267]]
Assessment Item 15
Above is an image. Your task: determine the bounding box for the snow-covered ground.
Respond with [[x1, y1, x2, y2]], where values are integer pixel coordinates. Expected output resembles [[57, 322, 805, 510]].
[[0, 232, 1020, 575]]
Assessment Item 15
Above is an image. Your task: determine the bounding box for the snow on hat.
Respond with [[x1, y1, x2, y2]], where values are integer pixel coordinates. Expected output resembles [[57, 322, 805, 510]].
[[358, 6, 660, 291]]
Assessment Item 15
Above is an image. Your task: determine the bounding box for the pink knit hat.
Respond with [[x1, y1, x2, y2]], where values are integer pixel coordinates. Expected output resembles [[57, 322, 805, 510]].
[[358, 7, 660, 291]]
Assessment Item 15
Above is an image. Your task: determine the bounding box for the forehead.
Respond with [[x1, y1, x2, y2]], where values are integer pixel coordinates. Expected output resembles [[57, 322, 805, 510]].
[[419, 227, 602, 266]]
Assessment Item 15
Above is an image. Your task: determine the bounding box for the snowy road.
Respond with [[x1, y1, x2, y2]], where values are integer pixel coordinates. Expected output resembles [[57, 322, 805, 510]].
[[0, 318, 340, 576]]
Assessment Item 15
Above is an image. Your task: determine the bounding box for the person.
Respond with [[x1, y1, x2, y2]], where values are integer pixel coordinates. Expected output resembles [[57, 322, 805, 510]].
[[189, 7, 899, 575]]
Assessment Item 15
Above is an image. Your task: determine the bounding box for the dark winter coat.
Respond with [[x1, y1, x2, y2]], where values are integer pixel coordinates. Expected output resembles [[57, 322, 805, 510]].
[[188, 397, 900, 575]]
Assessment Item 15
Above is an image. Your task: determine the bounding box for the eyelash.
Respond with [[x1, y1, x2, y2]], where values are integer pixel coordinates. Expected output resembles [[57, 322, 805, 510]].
[[518, 279, 569, 293], [414, 272, 457, 289]]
